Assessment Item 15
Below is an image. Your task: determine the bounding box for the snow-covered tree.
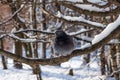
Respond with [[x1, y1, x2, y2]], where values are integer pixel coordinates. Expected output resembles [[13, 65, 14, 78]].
[[0, 0, 120, 80]]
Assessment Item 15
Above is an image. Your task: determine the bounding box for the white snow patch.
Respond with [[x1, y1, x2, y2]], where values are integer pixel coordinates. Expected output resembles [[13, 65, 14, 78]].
[[69, 28, 86, 35], [88, 0, 108, 5], [60, 0, 83, 3], [80, 43, 91, 49], [0, 56, 115, 80], [75, 4, 110, 12]]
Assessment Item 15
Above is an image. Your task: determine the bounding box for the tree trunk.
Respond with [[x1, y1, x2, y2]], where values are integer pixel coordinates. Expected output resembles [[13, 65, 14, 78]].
[[100, 46, 106, 75], [110, 45, 119, 80], [39, 0, 46, 59], [68, 68, 74, 76], [32, 65, 42, 80], [14, 39, 23, 69], [31, 1, 42, 80], [23, 43, 33, 58], [1, 39, 7, 69]]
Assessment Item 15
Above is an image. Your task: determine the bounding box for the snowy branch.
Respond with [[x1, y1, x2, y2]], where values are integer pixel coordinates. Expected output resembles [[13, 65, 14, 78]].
[[69, 28, 95, 36], [42, 9, 105, 30], [75, 36, 92, 43], [0, 15, 120, 65], [8, 34, 50, 43], [0, 34, 7, 39], [58, 1, 120, 16], [0, 29, 54, 42], [13, 29, 54, 35], [92, 15, 120, 44], [56, 11, 105, 28]]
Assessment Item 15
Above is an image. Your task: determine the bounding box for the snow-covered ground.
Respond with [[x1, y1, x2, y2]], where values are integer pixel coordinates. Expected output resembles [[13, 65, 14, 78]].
[[0, 55, 115, 80]]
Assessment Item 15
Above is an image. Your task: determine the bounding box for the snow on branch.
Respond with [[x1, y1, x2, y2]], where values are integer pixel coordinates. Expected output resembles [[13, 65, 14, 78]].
[[75, 4, 112, 12], [0, 16, 120, 65], [69, 28, 95, 36], [62, 0, 110, 11], [92, 15, 120, 44], [74, 36, 92, 43], [8, 34, 50, 43], [0, 34, 7, 39], [42, 9, 104, 30], [13, 29, 54, 35], [60, 0, 108, 5], [56, 11, 105, 28], [0, 29, 54, 42], [60, 0, 83, 3], [58, 1, 120, 16], [61, 0, 110, 8]]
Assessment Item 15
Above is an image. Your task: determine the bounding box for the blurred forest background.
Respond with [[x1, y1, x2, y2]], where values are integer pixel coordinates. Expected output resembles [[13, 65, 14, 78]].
[[0, 0, 120, 80]]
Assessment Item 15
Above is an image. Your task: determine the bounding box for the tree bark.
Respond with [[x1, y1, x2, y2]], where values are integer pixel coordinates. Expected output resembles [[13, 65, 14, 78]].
[[100, 46, 106, 75], [1, 39, 7, 69], [14, 39, 23, 69], [110, 45, 119, 80]]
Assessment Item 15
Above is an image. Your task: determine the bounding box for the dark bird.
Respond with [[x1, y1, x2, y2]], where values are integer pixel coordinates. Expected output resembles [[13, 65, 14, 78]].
[[53, 30, 76, 56]]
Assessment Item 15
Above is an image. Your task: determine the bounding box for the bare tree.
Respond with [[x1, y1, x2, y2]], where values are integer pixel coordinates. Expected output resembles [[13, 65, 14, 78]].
[[0, 0, 120, 79]]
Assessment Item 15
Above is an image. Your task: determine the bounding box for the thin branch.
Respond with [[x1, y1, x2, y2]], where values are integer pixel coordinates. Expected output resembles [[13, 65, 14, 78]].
[[69, 29, 96, 36], [0, 2, 26, 25], [110, 69, 120, 76], [108, 0, 120, 6], [13, 29, 54, 35], [0, 34, 7, 40], [8, 34, 50, 43], [74, 36, 92, 44]]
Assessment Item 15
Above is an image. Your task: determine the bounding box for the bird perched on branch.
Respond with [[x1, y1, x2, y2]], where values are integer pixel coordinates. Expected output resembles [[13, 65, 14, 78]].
[[53, 30, 76, 56]]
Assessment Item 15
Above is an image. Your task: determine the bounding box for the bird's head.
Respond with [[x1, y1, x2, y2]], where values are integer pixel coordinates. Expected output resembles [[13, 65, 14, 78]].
[[55, 30, 67, 38]]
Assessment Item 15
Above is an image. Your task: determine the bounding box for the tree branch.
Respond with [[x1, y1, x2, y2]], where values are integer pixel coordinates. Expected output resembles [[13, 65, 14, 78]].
[[58, 1, 120, 16], [8, 34, 50, 43], [42, 8, 105, 30], [69, 28, 96, 36], [0, 23, 120, 66], [13, 29, 54, 35]]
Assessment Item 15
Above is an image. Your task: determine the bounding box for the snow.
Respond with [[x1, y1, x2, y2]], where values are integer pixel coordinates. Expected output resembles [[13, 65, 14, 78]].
[[61, 0, 108, 6], [109, 39, 120, 44], [79, 43, 91, 49], [92, 15, 120, 44], [60, 0, 83, 3], [0, 56, 115, 80], [69, 28, 86, 36], [75, 4, 110, 12], [8, 34, 48, 43], [56, 11, 105, 28], [87, 0, 108, 5], [80, 36, 93, 42]]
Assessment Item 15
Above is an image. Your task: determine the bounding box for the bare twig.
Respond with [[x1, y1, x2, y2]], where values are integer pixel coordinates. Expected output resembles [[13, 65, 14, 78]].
[[8, 34, 50, 43], [0, 2, 26, 25], [110, 69, 120, 76], [13, 29, 54, 35]]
